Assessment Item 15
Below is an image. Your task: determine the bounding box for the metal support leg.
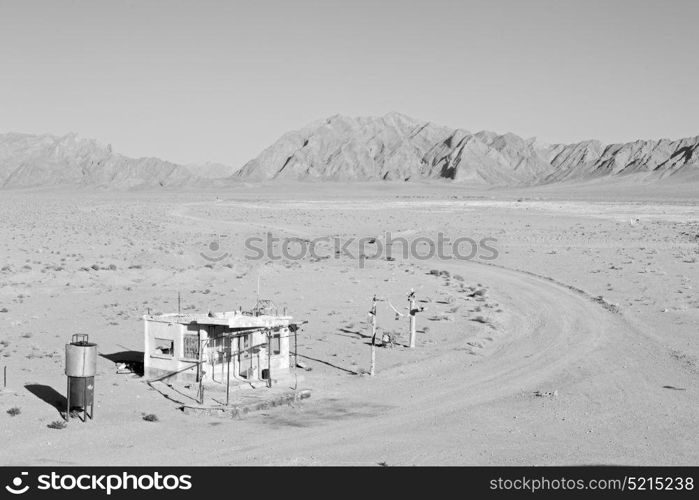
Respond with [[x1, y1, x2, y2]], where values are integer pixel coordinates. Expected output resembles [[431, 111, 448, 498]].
[[83, 382, 87, 423], [65, 378, 70, 421]]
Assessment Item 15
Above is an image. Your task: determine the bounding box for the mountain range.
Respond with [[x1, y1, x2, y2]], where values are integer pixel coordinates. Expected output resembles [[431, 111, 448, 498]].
[[1, 113, 697, 188], [237, 113, 699, 184]]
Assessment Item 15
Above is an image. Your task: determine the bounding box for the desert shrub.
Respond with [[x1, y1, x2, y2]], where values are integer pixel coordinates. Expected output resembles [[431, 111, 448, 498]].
[[142, 413, 159, 422], [6, 407, 21, 417], [47, 420, 67, 429]]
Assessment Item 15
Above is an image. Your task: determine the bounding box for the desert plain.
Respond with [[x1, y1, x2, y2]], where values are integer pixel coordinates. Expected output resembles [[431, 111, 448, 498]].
[[0, 180, 697, 465]]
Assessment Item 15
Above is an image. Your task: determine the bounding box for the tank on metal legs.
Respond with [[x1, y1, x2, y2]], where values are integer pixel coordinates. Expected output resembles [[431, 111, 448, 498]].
[[68, 376, 94, 408], [65, 334, 97, 422]]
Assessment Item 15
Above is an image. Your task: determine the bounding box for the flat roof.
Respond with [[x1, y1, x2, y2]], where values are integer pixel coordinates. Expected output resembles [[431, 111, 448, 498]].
[[144, 311, 292, 328]]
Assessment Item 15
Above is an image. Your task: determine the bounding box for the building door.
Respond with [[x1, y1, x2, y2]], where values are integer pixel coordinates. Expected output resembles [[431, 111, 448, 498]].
[[238, 334, 257, 379], [205, 326, 237, 383], [183, 325, 201, 381]]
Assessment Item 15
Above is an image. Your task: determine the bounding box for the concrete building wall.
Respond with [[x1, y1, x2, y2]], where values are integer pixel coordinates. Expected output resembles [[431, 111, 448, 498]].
[[144, 319, 203, 383], [144, 317, 293, 385]]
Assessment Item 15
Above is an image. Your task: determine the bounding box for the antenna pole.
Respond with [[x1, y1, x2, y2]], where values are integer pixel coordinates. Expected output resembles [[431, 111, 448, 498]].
[[408, 290, 417, 348], [198, 338, 205, 404], [226, 349, 231, 406], [294, 326, 298, 370], [267, 330, 273, 388], [370, 296, 377, 376]]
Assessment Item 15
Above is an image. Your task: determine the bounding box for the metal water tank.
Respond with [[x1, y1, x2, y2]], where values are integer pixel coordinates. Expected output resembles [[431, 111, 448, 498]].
[[65, 337, 97, 377], [65, 334, 97, 422]]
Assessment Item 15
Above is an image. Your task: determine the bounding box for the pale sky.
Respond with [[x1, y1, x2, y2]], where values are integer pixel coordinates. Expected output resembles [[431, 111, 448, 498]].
[[0, 0, 697, 167]]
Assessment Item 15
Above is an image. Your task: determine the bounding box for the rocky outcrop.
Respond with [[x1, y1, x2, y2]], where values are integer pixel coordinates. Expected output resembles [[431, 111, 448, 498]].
[[2, 115, 696, 189], [0, 132, 197, 188], [237, 113, 699, 185]]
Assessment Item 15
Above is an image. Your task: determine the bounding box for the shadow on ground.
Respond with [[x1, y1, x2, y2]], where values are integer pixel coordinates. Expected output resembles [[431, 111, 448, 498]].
[[25, 384, 65, 416], [100, 350, 144, 376]]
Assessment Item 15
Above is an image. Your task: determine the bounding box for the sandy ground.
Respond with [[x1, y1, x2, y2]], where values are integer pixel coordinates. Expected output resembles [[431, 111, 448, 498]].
[[0, 181, 697, 465]]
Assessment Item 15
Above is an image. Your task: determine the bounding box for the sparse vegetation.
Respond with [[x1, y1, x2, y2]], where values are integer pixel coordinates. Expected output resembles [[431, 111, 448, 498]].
[[6, 407, 21, 416], [0, 148, 696, 466]]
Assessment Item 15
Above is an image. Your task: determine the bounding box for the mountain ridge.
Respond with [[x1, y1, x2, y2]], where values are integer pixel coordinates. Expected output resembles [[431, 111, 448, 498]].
[[1, 113, 697, 189], [0, 132, 200, 189], [236, 113, 699, 185]]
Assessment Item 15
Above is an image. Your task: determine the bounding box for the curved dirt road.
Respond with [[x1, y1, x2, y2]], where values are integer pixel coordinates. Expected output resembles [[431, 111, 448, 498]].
[[156, 200, 698, 465], [196, 259, 697, 465]]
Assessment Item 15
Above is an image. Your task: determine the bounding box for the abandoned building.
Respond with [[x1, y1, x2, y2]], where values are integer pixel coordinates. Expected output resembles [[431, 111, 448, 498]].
[[143, 303, 294, 389]]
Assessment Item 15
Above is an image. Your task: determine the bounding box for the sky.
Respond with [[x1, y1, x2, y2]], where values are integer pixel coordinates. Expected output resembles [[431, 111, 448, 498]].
[[0, 0, 697, 168]]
